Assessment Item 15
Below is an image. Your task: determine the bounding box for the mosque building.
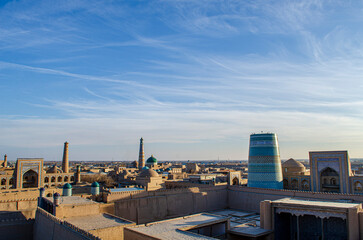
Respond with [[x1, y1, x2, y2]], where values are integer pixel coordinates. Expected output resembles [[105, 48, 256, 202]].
[[135, 166, 164, 190], [146, 155, 158, 168], [279, 151, 363, 194], [0, 142, 77, 191]]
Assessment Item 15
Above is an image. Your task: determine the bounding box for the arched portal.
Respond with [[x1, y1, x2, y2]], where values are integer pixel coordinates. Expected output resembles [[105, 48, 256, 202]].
[[232, 177, 239, 185], [283, 179, 288, 189], [301, 180, 309, 190], [291, 179, 298, 190], [354, 181, 362, 192], [320, 167, 339, 193], [22, 170, 38, 188]]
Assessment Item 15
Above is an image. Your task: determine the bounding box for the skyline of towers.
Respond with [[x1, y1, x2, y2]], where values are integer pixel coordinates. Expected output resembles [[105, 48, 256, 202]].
[[62, 141, 69, 173], [138, 138, 145, 170], [247, 133, 283, 189]]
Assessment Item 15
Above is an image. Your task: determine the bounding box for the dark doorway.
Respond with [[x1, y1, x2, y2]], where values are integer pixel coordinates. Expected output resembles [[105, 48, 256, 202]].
[[22, 170, 38, 188], [320, 167, 340, 193]]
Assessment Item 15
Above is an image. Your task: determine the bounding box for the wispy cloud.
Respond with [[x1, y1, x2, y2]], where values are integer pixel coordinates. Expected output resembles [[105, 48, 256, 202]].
[[1, 0, 363, 160]]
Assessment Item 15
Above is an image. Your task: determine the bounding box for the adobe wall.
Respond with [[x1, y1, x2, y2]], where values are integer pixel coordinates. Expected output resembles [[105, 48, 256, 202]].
[[0, 188, 62, 201], [33, 208, 100, 240], [104, 189, 147, 203], [0, 198, 37, 212], [0, 188, 62, 213], [114, 186, 227, 224], [89, 222, 135, 240], [124, 227, 160, 240], [165, 181, 215, 189], [228, 186, 363, 213], [55, 203, 101, 218], [0, 219, 34, 240], [99, 202, 115, 215]]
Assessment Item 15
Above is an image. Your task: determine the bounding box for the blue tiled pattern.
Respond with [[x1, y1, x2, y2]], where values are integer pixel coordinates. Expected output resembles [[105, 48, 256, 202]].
[[247, 133, 283, 189]]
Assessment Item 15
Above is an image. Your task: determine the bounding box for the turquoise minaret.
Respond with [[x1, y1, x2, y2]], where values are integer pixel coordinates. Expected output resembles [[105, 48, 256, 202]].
[[247, 133, 283, 189]]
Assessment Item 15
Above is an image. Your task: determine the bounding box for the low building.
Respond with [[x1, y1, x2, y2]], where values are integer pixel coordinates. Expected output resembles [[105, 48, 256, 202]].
[[260, 198, 362, 239]]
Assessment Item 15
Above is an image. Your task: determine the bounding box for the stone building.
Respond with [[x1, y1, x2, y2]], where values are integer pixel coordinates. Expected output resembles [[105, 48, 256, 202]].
[[135, 167, 164, 190], [0, 142, 77, 191], [282, 158, 310, 191], [282, 151, 363, 194], [145, 155, 158, 168]]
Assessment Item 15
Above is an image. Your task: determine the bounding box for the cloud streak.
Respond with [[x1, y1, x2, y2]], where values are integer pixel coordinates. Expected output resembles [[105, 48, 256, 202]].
[[1, 0, 363, 160]]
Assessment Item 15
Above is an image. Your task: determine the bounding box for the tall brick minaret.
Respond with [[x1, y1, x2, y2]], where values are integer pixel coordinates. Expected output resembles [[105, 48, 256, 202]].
[[62, 142, 69, 173], [138, 138, 145, 170]]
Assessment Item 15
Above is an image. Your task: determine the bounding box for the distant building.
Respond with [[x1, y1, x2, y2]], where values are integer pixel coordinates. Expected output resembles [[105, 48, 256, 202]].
[[0, 142, 77, 191], [310, 151, 352, 193], [282, 151, 363, 195], [146, 155, 158, 168], [282, 158, 310, 191], [135, 167, 164, 190]]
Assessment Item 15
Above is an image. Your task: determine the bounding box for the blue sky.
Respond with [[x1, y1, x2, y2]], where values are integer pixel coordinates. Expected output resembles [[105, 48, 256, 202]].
[[1, 0, 363, 161]]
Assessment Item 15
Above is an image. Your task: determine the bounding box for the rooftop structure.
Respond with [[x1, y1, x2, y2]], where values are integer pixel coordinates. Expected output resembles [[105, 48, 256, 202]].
[[146, 155, 158, 167], [125, 213, 228, 239], [260, 197, 362, 239]]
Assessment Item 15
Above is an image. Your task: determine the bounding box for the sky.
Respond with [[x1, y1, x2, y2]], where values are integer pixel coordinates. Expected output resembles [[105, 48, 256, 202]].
[[1, 0, 363, 161]]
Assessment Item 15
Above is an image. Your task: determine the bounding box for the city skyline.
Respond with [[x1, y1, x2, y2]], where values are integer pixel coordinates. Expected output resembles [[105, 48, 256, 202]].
[[1, 1, 363, 160]]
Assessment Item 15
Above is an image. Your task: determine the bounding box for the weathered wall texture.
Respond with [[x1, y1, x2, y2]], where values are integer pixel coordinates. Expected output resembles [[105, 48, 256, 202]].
[[0, 219, 34, 240], [115, 186, 227, 224], [89, 224, 130, 240], [33, 208, 99, 240], [124, 227, 160, 240], [0, 199, 37, 211], [55, 203, 100, 218], [0, 188, 62, 201]]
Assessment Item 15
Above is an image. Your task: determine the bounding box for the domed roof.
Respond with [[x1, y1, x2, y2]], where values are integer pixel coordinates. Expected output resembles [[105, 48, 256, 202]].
[[46, 165, 63, 173], [139, 168, 159, 178], [91, 182, 99, 187], [146, 155, 157, 164], [142, 166, 149, 170], [63, 183, 72, 189], [282, 158, 305, 168]]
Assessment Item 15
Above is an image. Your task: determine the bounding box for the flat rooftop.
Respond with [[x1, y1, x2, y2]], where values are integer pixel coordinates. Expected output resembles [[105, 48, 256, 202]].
[[45, 196, 97, 206], [208, 209, 270, 237], [65, 213, 134, 230], [127, 213, 227, 240], [272, 198, 361, 209]]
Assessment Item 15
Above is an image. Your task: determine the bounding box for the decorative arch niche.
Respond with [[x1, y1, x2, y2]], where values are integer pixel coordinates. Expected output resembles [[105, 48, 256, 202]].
[[22, 169, 38, 188], [320, 167, 340, 193]]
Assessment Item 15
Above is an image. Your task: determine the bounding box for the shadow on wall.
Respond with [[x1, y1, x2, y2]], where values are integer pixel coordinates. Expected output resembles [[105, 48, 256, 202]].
[[113, 186, 228, 224], [0, 211, 34, 240]]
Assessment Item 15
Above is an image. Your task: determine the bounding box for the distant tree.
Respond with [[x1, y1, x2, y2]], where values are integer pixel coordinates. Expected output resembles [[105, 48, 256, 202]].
[[81, 174, 116, 187]]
